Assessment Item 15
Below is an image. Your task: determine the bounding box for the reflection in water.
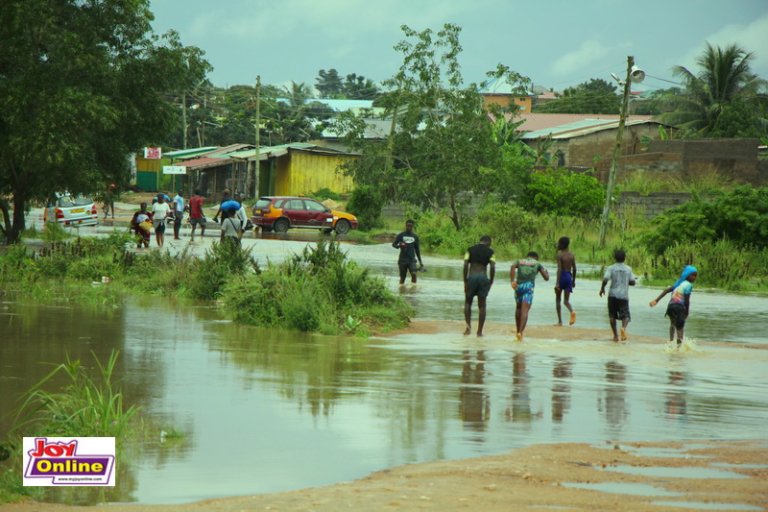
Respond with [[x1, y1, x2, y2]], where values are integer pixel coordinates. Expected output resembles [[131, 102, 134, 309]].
[[551, 358, 572, 423], [665, 371, 687, 419], [459, 350, 490, 436], [3, 290, 768, 505], [600, 361, 628, 433], [505, 352, 533, 423]]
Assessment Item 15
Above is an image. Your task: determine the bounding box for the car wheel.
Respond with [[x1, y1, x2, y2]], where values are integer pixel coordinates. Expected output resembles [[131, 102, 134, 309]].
[[334, 219, 351, 235], [273, 218, 290, 233]]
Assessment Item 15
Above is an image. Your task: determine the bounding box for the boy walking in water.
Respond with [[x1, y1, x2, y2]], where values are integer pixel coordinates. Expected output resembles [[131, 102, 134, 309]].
[[510, 251, 550, 341], [599, 249, 636, 342], [650, 265, 698, 347], [555, 236, 577, 326], [392, 219, 424, 285], [463, 235, 496, 337]]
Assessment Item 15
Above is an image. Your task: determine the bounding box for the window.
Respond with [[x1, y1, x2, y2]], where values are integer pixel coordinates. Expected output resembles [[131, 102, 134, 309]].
[[304, 200, 327, 212], [284, 199, 304, 210]]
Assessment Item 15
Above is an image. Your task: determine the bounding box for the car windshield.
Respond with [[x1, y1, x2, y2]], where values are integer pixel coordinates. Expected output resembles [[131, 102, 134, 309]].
[[57, 195, 92, 207], [254, 199, 272, 209]]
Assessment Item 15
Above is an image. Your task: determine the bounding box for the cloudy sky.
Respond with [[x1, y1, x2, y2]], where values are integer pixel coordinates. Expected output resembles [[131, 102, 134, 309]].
[[149, 0, 768, 93]]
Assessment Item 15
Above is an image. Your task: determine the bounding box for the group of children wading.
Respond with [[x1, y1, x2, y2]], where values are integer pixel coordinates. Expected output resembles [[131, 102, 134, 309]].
[[455, 232, 698, 346]]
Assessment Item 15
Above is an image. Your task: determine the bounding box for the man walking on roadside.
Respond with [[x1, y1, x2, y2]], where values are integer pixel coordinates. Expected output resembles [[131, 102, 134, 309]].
[[172, 190, 185, 240], [189, 190, 206, 241]]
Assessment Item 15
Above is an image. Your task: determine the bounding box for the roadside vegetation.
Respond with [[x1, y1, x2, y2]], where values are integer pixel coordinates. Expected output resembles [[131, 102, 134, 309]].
[[0, 235, 411, 335], [401, 184, 768, 293], [0, 350, 139, 504]]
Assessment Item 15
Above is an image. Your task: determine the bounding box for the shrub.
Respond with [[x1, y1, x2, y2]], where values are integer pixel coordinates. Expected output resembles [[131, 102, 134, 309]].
[[518, 168, 604, 217], [643, 186, 768, 255], [346, 184, 385, 230], [187, 241, 260, 300], [310, 187, 342, 202], [222, 240, 411, 334]]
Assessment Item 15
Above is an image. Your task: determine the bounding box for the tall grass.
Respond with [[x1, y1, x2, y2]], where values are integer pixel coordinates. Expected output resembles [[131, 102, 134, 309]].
[[0, 350, 139, 504], [11, 350, 139, 438], [223, 240, 412, 335]]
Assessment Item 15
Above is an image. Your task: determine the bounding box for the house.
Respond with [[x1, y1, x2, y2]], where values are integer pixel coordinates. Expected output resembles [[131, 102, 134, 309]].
[[518, 116, 670, 180], [479, 76, 535, 113], [228, 143, 358, 199]]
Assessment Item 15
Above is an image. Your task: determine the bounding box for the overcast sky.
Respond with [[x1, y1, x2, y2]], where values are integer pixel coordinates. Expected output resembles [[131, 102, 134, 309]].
[[149, 0, 768, 93]]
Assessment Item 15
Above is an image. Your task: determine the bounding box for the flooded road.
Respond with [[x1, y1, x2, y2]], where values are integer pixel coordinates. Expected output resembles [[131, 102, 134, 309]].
[[1, 241, 767, 504]]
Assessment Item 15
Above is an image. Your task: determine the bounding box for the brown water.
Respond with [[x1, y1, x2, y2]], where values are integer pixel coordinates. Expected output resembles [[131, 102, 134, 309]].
[[1, 242, 767, 504]]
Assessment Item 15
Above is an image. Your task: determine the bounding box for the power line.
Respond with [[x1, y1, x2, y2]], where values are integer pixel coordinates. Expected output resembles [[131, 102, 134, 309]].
[[646, 74, 683, 86]]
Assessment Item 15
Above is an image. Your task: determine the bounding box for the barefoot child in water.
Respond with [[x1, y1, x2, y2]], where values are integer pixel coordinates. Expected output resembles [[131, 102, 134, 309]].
[[599, 249, 636, 342], [510, 251, 550, 341], [555, 236, 577, 326], [649, 265, 698, 347]]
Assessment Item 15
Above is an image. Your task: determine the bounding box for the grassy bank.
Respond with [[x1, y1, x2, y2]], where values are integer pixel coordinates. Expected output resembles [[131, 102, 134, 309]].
[[0, 234, 412, 335], [401, 199, 768, 293]]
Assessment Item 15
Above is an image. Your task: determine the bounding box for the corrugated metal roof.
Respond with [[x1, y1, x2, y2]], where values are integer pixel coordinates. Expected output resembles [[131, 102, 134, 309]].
[[521, 119, 662, 140], [165, 146, 219, 160], [498, 113, 656, 133], [479, 76, 533, 96], [228, 142, 342, 161], [177, 157, 232, 170], [321, 118, 390, 139], [204, 144, 254, 157]]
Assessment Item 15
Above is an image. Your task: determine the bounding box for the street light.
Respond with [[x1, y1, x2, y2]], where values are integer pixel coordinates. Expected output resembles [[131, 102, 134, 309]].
[[598, 56, 644, 248]]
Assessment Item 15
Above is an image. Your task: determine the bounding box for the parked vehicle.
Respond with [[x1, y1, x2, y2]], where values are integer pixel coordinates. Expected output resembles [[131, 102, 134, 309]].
[[251, 196, 358, 234], [43, 193, 98, 227]]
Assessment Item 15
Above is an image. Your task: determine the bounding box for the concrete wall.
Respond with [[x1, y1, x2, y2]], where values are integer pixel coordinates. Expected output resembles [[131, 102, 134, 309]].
[[645, 138, 764, 185], [557, 123, 664, 180], [618, 191, 693, 219]]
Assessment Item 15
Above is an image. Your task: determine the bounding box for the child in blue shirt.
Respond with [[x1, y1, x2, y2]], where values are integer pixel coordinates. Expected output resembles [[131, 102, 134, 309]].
[[649, 265, 698, 347]]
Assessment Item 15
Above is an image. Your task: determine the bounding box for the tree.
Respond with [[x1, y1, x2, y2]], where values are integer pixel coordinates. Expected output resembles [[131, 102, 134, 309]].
[[343, 24, 530, 230], [660, 43, 768, 138], [342, 73, 380, 99], [316, 68, 344, 98], [0, 0, 210, 243], [535, 79, 619, 114]]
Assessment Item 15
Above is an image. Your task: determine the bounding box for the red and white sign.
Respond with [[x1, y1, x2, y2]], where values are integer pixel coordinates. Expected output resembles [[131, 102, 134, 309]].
[[144, 147, 162, 159]]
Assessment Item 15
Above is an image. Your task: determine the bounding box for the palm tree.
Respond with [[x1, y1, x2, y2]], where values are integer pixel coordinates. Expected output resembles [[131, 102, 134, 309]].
[[661, 43, 767, 137]]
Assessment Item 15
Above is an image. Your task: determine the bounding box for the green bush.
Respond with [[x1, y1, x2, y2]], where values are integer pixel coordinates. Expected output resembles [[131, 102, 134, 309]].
[[310, 187, 342, 202], [187, 241, 260, 300], [518, 168, 604, 217], [222, 240, 411, 334], [643, 186, 768, 255], [346, 184, 385, 230], [649, 239, 758, 290]]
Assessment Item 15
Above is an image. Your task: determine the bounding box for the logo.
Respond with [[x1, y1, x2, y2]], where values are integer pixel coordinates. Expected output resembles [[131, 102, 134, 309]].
[[23, 437, 115, 486]]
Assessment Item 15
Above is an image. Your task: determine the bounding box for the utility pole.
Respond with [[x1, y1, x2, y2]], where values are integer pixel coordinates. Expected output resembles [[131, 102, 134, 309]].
[[182, 91, 187, 149], [598, 56, 634, 248], [253, 75, 261, 198], [385, 86, 401, 175]]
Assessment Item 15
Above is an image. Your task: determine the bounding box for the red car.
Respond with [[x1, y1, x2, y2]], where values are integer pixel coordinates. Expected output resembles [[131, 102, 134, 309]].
[[251, 196, 358, 234]]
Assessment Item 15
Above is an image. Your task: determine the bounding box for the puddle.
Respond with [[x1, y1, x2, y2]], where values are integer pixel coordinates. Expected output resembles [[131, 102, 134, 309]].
[[711, 462, 768, 470], [620, 446, 711, 459], [652, 501, 762, 511], [562, 481, 681, 497], [602, 465, 748, 479]]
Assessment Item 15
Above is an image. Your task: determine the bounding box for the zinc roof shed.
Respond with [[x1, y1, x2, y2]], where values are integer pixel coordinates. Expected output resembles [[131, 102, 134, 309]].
[[165, 146, 219, 160]]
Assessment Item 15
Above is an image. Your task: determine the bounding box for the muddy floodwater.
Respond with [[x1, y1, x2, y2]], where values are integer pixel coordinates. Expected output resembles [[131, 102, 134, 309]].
[[1, 241, 767, 504]]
